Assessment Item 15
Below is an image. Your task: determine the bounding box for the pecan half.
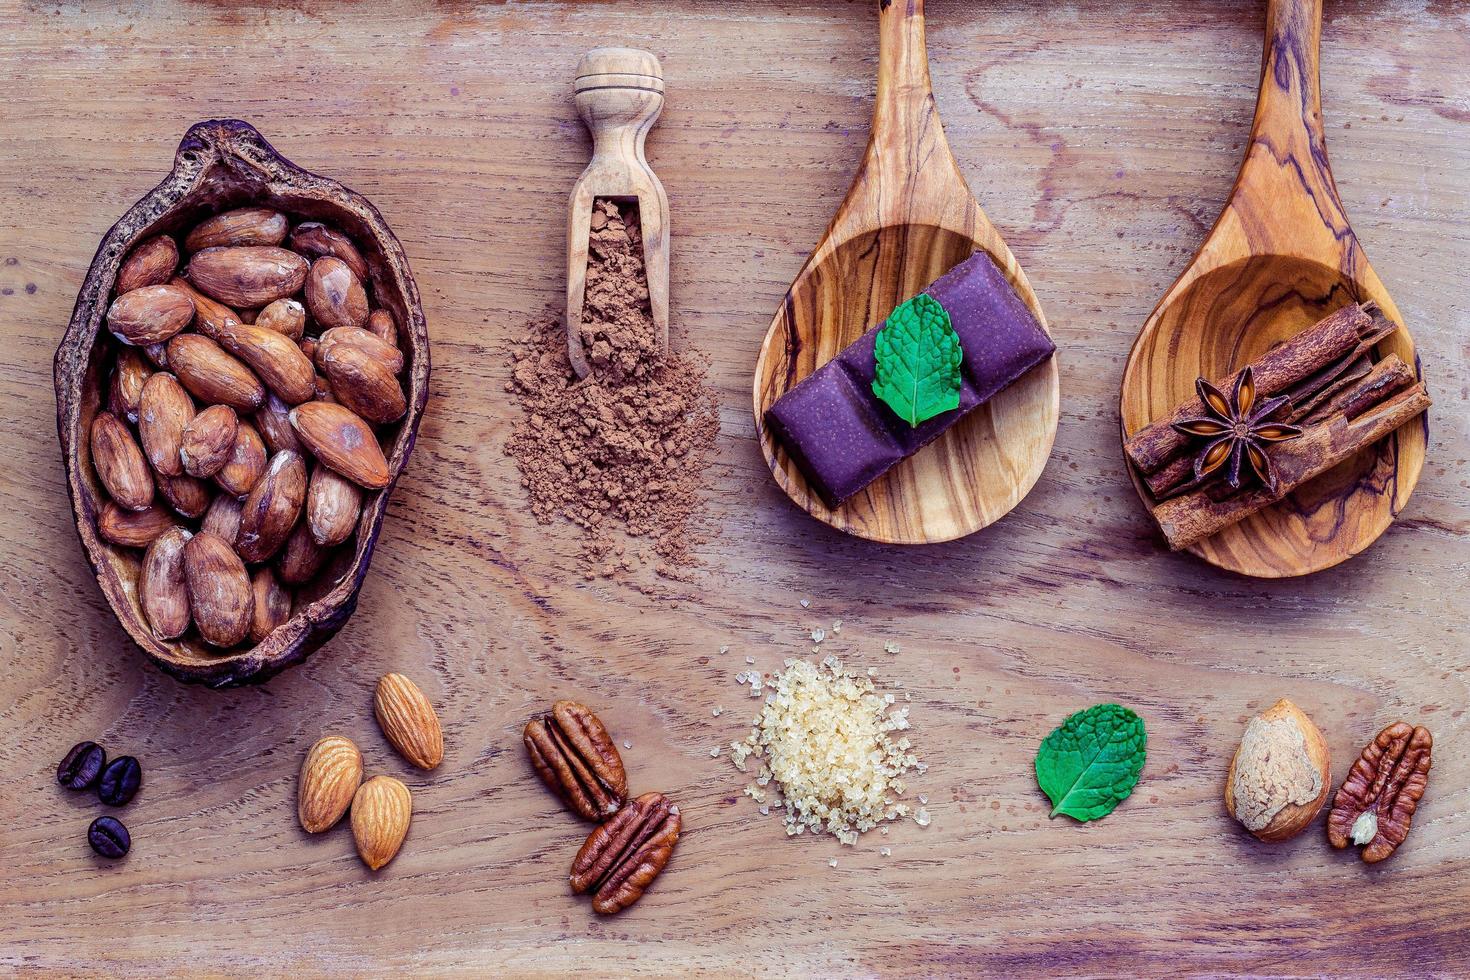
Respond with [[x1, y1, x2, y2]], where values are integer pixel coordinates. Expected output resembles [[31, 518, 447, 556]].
[[1327, 722, 1432, 863], [570, 792, 681, 915], [524, 700, 628, 820]]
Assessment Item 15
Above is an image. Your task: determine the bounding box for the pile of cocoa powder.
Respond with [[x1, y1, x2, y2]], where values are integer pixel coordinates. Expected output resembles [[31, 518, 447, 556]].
[[505, 200, 719, 578]]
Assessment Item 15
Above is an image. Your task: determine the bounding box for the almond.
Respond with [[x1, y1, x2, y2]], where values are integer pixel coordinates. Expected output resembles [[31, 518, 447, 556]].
[[117, 235, 179, 293], [277, 518, 330, 585], [374, 673, 444, 770], [167, 334, 266, 411], [318, 325, 404, 376], [351, 775, 412, 870], [184, 207, 289, 253], [179, 404, 238, 478], [157, 473, 211, 519], [288, 222, 369, 282], [366, 309, 399, 349], [169, 276, 242, 340], [306, 465, 362, 546], [186, 245, 309, 308], [140, 527, 192, 640], [255, 393, 304, 456], [107, 283, 196, 346], [297, 735, 363, 834], [236, 450, 307, 563], [214, 421, 268, 498], [98, 501, 175, 548], [300, 338, 320, 364], [249, 566, 292, 643], [256, 298, 306, 341], [289, 402, 390, 489], [201, 493, 243, 542], [143, 342, 169, 370], [320, 342, 406, 424], [183, 531, 253, 647], [90, 411, 154, 511], [137, 372, 194, 477], [108, 348, 154, 424], [215, 321, 316, 405], [305, 256, 370, 331]]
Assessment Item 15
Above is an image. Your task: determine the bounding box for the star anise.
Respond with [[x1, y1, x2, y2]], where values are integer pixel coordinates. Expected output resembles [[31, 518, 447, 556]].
[[1171, 366, 1302, 492]]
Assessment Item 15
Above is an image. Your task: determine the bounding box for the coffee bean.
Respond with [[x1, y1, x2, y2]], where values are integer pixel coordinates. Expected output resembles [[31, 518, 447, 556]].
[[98, 756, 142, 806], [88, 815, 131, 858], [57, 741, 107, 791]]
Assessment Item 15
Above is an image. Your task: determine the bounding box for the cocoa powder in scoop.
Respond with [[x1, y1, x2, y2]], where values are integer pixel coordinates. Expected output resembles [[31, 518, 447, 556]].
[[505, 201, 718, 577]]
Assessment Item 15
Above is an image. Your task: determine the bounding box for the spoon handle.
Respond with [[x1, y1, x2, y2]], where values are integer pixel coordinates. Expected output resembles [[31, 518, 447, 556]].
[[837, 0, 971, 232], [1229, 0, 1353, 257]]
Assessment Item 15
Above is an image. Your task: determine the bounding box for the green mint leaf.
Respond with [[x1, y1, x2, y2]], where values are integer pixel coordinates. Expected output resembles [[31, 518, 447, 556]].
[[1035, 704, 1147, 822], [871, 293, 962, 427]]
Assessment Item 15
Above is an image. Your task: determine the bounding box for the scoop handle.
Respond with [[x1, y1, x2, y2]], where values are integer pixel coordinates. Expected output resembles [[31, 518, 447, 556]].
[[574, 47, 665, 169]]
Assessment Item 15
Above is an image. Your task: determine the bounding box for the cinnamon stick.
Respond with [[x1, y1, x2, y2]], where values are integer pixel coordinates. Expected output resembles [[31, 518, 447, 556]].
[[1145, 354, 1415, 499], [1151, 381, 1431, 551], [1125, 303, 1397, 476]]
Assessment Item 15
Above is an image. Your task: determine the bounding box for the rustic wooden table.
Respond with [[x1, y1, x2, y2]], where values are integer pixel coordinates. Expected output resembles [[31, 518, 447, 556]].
[[1, 1, 1466, 975]]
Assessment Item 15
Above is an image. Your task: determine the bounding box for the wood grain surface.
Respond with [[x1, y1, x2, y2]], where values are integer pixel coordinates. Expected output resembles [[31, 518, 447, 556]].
[[1, 1, 1467, 976]]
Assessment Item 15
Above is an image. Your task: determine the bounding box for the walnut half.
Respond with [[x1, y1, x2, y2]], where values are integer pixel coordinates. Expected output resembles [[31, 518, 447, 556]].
[[1327, 722, 1433, 863]]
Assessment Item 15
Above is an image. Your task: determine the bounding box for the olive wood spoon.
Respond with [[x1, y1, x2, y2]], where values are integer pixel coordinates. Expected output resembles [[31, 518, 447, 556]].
[[1119, 0, 1425, 578], [752, 0, 1059, 544], [566, 47, 669, 379]]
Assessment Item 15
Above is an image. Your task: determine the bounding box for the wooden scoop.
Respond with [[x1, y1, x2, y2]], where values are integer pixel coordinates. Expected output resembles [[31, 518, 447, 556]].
[[752, 0, 1060, 544], [1119, 0, 1426, 578], [566, 47, 670, 379]]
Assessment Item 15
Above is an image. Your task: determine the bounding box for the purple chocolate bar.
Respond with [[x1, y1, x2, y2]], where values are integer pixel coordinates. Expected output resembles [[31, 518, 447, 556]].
[[766, 250, 1055, 508]]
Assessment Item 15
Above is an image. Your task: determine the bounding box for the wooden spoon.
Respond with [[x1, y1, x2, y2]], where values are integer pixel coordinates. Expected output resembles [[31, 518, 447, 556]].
[[752, 0, 1059, 544], [566, 47, 669, 379], [1120, 0, 1426, 578]]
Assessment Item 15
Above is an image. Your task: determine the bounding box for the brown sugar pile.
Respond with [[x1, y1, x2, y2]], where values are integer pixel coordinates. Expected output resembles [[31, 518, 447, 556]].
[[505, 200, 719, 578]]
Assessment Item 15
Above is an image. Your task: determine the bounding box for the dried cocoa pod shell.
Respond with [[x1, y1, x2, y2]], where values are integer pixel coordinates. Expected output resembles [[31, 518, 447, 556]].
[[366, 309, 399, 349], [288, 221, 369, 282], [186, 245, 309, 309], [108, 348, 153, 424], [140, 527, 192, 640], [319, 325, 404, 376], [570, 792, 681, 915], [200, 493, 243, 542], [184, 206, 288, 253], [307, 464, 362, 546], [117, 235, 179, 293], [236, 450, 307, 563], [1327, 722, 1432, 863], [183, 530, 253, 648], [320, 341, 406, 424], [214, 321, 316, 406], [157, 473, 211, 519], [98, 501, 175, 548], [167, 334, 265, 411], [524, 700, 628, 821], [306, 256, 370, 331], [179, 404, 238, 478], [214, 421, 268, 498], [106, 283, 196, 346], [277, 517, 329, 585], [137, 372, 194, 478], [249, 566, 292, 643], [255, 392, 304, 456], [288, 402, 390, 489], [256, 298, 306, 341], [57, 120, 427, 685], [169, 276, 242, 340], [90, 411, 154, 511]]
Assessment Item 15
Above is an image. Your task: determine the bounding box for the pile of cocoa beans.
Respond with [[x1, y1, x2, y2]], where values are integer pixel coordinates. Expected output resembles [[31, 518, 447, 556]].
[[90, 207, 405, 650]]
